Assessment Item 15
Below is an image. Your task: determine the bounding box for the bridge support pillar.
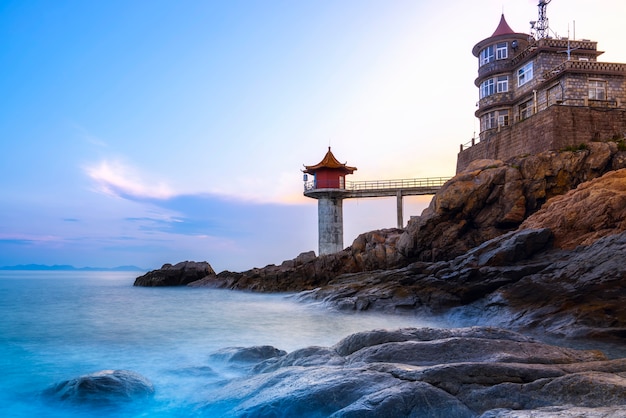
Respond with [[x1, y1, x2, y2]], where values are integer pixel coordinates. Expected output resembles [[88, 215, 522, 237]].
[[318, 196, 344, 255], [396, 190, 403, 228]]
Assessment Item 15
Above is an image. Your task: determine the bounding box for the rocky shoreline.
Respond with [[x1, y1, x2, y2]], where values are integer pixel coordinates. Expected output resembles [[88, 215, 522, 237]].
[[43, 326, 626, 417], [133, 141, 626, 416], [136, 142, 626, 339]]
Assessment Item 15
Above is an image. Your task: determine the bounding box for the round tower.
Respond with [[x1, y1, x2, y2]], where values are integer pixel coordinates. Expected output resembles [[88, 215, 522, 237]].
[[473, 14, 531, 141], [303, 147, 356, 255]]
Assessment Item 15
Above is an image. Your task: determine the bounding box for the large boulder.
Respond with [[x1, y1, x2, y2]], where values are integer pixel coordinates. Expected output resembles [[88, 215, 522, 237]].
[[199, 327, 626, 417], [133, 261, 215, 286], [397, 142, 626, 262], [43, 369, 154, 405], [520, 168, 626, 249]]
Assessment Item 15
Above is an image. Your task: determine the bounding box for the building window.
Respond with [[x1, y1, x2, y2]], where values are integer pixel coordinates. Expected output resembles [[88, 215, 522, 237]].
[[480, 45, 494, 66], [482, 111, 497, 131], [496, 76, 508, 93], [496, 42, 508, 60], [589, 80, 606, 100], [498, 110, 509, 127], [548, 84, 562, 105], [482, 110, 510, 131], [518, 62, 534, 87], [480, 78, 495, 98], [519, 99, 533, 120]]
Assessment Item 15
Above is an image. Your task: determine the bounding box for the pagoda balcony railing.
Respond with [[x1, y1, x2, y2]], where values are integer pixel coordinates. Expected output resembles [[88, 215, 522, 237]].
[[304, 177, 450, 192], [304, 180, 346, 191]]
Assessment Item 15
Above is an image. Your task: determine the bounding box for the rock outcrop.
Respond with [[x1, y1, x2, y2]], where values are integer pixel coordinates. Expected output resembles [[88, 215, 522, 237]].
[[520, 168, 626, 249], [133, 261, 215, 287], [188, 229, 407, 292], [299, 226, 626, 340], [397, 142, 626, 262], [199, 327, 626, 417], [43, 369, 154, 405]]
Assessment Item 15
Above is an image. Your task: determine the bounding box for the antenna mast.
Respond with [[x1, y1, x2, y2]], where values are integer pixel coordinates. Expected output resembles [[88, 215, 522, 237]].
[[531, 0, 552, 39]]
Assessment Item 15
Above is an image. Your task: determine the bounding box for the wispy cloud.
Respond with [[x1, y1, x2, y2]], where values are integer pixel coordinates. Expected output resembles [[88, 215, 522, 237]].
[[0, 233, 64, 245], [85, 159, 175, 200]]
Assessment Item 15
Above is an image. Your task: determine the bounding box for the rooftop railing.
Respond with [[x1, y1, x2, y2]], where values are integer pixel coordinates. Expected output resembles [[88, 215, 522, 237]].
[[347, 177, 449, 191], [543, 60, 626, 82]]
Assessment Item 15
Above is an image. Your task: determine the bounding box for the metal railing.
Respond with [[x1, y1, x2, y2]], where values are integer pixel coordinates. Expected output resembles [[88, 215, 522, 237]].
[[304, 177, 450, 192], [304, 180, 343, 191], [347, 177, 449, 191]]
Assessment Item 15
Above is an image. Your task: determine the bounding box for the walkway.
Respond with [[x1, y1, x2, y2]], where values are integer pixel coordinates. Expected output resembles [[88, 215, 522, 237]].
[[304, 176, 452, 228]]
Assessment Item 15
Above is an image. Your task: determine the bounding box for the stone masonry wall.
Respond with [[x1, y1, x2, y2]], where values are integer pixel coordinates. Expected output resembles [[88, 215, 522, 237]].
[[457, 105, 626, 173]]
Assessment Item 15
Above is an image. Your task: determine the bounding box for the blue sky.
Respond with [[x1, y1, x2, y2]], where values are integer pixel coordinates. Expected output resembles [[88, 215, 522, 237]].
[[2, 0, 625, 272]]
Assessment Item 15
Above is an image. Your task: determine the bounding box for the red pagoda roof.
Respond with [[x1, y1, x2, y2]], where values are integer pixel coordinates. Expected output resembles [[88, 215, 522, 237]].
[[303, 147, 357, 174], [491, 14, 515, 37]]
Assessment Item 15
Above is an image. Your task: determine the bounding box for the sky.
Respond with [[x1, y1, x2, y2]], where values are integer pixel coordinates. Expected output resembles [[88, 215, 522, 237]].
[[2, 0, 625, 272]]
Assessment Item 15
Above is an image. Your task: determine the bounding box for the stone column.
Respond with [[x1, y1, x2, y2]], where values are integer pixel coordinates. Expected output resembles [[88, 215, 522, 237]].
[[396, 190, 403, 229], [318, 197, 343, 255]]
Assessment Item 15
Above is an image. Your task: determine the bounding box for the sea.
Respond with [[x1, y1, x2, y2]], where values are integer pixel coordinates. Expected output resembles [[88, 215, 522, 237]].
[[0, 270, 446, 417]]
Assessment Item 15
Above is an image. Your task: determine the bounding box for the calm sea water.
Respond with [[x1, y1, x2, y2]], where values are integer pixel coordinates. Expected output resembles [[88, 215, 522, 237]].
[[0, 271, 443, 417]]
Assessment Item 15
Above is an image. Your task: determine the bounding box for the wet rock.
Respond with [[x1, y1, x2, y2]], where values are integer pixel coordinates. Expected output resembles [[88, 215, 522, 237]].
[[210, 345, 287, 364], [43, 369, 154, 405], [198, 327, 626, 417], [488, 231, 626, 339], [133, 261, 215, 286], [253, 346, 345, 373], [481, 406, 626, 417]]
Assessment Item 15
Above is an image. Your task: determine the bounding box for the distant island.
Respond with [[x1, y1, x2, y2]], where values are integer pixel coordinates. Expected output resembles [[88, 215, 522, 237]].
[[0, 264, 145, 272]]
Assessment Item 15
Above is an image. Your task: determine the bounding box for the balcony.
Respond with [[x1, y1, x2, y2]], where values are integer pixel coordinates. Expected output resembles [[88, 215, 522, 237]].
[[478, 92, 514, 112], [476, 60, 512, 84]]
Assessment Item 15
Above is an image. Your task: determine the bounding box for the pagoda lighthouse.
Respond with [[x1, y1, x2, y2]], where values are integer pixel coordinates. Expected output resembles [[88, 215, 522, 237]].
[[303, 147, 356, 255]]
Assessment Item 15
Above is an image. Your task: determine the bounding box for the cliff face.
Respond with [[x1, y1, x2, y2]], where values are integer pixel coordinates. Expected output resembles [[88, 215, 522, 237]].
[[520, 168, 626, 249], [397, 142, 625, 262]]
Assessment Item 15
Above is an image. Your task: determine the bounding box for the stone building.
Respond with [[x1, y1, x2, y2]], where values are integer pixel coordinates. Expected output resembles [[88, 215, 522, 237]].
[[456, 14, 626, 173]]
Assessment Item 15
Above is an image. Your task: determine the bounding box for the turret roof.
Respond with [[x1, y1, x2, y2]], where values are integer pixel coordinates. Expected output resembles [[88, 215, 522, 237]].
[[491, 14, 515, 37], [472, 14, 528, 57], [303, 147, 357, 174]]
